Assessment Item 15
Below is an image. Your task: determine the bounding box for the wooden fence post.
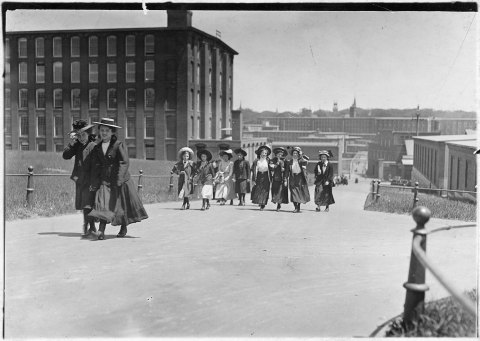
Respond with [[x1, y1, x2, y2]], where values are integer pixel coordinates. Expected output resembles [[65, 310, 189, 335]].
[[412, 181, 419, 208], [375, 180, 381, 202], [137, 170, 143, 194], [403, 206, 431, 327], [26, 165, 34, 207]]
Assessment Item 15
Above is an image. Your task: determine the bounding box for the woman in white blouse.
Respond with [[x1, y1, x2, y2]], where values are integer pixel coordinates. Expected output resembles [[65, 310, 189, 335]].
[[251, 145, 272, 210], [285, 146, 311, 213]]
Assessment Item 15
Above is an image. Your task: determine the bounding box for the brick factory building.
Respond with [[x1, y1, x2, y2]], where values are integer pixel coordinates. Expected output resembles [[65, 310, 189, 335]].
[[4, 10, 241, 160]]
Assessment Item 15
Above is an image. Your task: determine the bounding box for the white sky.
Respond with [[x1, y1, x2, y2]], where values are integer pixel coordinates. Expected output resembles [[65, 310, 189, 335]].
[[5, 8, 478, 113]]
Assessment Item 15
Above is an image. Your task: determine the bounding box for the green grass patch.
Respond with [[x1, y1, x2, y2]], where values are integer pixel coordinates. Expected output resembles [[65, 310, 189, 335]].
[[5, 150, 180, 221], [364, 187, 476, 221], [385, 290, 477, 337]]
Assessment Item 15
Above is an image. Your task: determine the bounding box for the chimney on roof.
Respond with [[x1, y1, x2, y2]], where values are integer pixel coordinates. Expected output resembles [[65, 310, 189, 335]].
[[167, 10, 192, 28]]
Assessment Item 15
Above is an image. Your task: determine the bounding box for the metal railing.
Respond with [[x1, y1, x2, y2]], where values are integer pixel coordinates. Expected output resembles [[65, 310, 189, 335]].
[[403, 206, 476, 326], [6, 166, 175, 206]]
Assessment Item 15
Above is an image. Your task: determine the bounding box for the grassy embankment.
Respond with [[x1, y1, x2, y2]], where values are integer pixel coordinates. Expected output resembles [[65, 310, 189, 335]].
[[364, 186, 476, 221], [5, 150, 178, 221]]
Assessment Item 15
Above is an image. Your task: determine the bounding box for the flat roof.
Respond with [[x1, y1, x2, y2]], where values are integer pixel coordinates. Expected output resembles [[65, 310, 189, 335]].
[[412, 135, 477, 142], [447, 140, 478, 149]]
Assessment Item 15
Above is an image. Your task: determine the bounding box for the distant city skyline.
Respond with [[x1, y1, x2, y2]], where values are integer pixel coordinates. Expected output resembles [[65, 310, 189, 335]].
[[6, 8, 477, 113]]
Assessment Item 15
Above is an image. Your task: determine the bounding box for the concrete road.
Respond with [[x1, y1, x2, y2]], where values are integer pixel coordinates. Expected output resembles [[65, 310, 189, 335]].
[[4, 179, 476, 338]]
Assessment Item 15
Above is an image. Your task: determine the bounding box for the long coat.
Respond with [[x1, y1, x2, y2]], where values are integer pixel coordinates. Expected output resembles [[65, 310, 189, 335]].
[[284, 158, 310, 204], [233, 159, 251, 194], [89, 135, 148, 226], [171, 160, 196, 198], [314, 161, 335, 206], [62, 136, 97, 210], [269, 157, 289, 204]]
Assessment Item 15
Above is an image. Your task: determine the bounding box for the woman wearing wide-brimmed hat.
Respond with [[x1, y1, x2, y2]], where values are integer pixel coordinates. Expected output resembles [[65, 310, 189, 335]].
[[232, 148, 251, 206], [284, 146, 310, 213], [195, 148, 216, 210], [63, 119, 98, 237], [314, 150, 335, 212], [171, 146, 197, 210], [88, 118, 148, 240], [251, 145, 272, 210], [269, 147, 289, 211], [214, 149, 235, 205]]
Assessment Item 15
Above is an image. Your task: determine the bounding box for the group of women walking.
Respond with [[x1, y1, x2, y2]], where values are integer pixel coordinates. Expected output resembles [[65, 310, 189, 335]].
[[63, 118, 148, 240], [171, 145, 335, 213]]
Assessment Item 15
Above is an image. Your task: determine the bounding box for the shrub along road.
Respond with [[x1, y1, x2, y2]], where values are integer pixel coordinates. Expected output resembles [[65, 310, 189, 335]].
[[4, 179, 476, 338]]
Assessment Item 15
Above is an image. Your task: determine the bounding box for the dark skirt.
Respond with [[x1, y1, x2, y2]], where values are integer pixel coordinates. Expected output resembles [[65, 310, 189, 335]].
[[177, 174, 193, 198], [89, 178, 148, 226], [251, 172, 270, 205], [75, 182, 96, 210], [314, 184, 335, 206], [271, 180, 289, 204], [289, 173, 310, 204], [235, 179, 250, 194]]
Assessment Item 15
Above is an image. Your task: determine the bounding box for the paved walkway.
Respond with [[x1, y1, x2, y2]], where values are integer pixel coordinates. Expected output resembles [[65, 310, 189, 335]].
[[4, 179, 476, 338]]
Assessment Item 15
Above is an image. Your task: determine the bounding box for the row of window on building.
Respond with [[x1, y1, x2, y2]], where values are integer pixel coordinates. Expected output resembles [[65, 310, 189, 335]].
[[6, 35, 155, 59], [6, 88, 159, 111]]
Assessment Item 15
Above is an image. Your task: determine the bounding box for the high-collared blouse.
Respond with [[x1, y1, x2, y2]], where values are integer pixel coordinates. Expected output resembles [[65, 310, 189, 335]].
[[292, 159, 302, 174], [257, 158, 269, 172]]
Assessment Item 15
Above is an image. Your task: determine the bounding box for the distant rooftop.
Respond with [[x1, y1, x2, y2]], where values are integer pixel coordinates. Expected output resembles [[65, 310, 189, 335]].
[[412, 135, 476, 142]]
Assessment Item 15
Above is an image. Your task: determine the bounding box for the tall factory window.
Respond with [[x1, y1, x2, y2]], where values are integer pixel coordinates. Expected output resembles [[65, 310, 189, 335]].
[[37, 116, 46, 136], [196, 91, 200, 112], [190, 62, 194, 83], [144, 34, 154, 55], [89, 62, 98, 83], [36, 89, 45, 109], [18, 62, 28, 83], [35, 37, 44, 58], [89, 36, 98, 57], [53, 37, 62, 57], [145, 116, 154, 138], [18, 89, 28, 109], [209, 69, 212, 86], [5, 89, 11, 109], [5, 62, 10, 83], [144, 60, 154, 81], [190, 89, 194, 110], [126, 62, 135, 82], [18, 38, 27, 57], [107, 35, 117, 56], [107, 63, 117, 83], [126, 89, 136, 109], [71, 36, 80, 57], [107, 88, 117, 109], [20, 116, 29, 136], [71, 61, 80, 83], [54, 116, 63, 137], [126, 116, 136, 138], [53, 89, 62, 109], [5, 38, 10, 58], [196, 64, 200, 85], [71, 89, 81, 109], [166, 87, 176, 109], [89, 89, 99, 109], [125, 35, 135, 56], [53, 62, 62, 83], [166, 115, 176, 138], [144, 88, 155, 109]]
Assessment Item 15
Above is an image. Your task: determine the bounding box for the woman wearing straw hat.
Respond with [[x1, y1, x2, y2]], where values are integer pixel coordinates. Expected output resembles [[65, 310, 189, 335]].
[[232, 148, 251, 206], [88, 118, 148, 240], [314, 150, 335, 212], [285, 146, 310, 213], [251, 145, 272, 210], [63, 119, 98, 237], [171, 146, 196, 210], [195, 148, 216, 211], [269, 146, 289, 212], [214, 149, 235, 205]]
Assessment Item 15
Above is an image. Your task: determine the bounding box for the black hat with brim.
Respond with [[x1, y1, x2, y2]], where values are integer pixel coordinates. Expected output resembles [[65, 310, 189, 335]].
[[234, 148, 247, 157], [197, 149, 213, 161]]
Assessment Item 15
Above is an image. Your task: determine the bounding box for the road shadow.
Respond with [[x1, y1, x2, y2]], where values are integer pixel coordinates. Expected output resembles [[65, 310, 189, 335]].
[[38, 232, 139, 240]]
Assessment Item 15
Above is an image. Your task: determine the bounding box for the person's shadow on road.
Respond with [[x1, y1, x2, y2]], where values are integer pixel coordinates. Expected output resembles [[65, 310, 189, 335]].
[[38, 232, 139, 240]]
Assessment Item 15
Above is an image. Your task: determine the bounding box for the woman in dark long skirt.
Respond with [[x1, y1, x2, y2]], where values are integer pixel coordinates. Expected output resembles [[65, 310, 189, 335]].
[[285, 146, 310, 213], [251, 145, 271, 210], [314, 150, 335, 212], [62, 119, 97, 237], [88, 118, 148, 240], [171, 147, 196, 210], [232, 148, 251, 206], [269, 147, 289, 212]]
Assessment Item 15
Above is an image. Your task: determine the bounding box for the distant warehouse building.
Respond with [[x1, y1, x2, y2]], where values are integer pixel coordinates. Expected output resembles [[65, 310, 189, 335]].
[[411, 135, 477, 199], [4, 10, 243, 160]]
